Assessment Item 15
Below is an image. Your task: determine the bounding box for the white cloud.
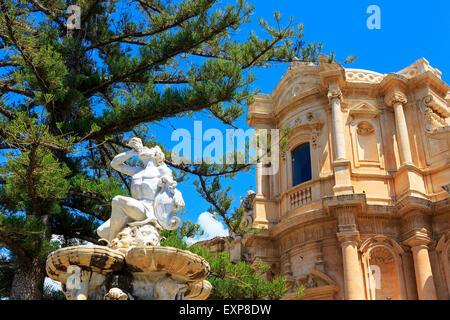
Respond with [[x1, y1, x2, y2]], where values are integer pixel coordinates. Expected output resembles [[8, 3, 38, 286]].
[[185, 212, 228, 245]]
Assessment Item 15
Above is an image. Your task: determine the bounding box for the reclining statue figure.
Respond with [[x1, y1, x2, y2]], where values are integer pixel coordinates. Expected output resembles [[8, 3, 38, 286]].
[[97, 137, 184, 249]]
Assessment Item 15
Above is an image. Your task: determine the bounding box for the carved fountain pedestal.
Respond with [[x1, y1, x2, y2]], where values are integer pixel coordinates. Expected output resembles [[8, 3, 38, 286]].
[[46, 244, 211, 300]]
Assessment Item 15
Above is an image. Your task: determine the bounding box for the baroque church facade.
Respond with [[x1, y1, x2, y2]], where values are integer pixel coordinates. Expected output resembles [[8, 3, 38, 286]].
[[239, 55, 449, 300]]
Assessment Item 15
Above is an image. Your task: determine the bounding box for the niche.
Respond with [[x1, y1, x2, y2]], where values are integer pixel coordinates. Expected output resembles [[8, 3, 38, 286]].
[[356, 121, 379, 162]]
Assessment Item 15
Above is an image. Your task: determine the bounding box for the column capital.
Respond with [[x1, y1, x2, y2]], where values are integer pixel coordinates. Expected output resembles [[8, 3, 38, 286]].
[[403, 234, 432, 249], [327, 87, 342, 103], [384, 91, 407, 107], [337, 231, 360, 245]]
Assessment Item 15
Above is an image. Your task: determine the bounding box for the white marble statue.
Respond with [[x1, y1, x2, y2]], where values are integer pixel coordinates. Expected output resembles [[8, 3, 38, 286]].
[[97, 137, 184, 250]]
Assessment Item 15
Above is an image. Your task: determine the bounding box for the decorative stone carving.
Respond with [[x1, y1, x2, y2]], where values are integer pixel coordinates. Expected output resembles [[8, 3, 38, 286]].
[[46, 245, 125, 300], [299, 273, 319, 288], [396, 57, 442, 79], [104, 288, 130, 300], [97, 138, 184, 252], [46, 138, 211, 300], [348, 102, 379, 118], [227, 190, 257, 263], [356, 121, 375, 135], [240, 190, 256, 229], [420, 93, 450, 135], [310, 129, 319, 148], [345, 69, 384, 84], [327, 88, 342, 103], [288, 112, 324, 149], [284, 269, 338, 300], [384, 91, 407, 107]]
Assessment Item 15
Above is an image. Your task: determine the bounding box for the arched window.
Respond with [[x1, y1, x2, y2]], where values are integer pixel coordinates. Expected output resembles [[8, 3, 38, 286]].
[[292, 143, 312, 186]]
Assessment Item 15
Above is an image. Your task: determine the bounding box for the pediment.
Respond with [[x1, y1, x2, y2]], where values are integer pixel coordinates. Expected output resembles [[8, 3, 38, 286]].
[[349, 102, 379, 118], [284, 269, 338, 299], [287, 269, 336, 290], [299, 269, 336, 287]]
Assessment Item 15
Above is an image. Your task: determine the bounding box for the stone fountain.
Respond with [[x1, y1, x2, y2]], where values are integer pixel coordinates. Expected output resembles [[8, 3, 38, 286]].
[[46, 138, 212, 300]]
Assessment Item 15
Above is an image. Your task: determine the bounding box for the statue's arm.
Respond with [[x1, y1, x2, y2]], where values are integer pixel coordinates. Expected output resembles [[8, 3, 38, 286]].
[[158, 166, 184, 209], [110, 149, 140, 176]]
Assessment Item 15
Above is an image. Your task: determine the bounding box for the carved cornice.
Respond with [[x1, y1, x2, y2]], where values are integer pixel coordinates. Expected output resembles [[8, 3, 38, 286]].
[[384, 91, 407, 107], [395, 195, 433, 216], [322, 193, 367, 216]]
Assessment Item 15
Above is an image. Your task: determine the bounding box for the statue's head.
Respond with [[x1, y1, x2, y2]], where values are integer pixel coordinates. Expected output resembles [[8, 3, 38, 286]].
[[138, 145, 165, 166], [128, 137, 165, 166]]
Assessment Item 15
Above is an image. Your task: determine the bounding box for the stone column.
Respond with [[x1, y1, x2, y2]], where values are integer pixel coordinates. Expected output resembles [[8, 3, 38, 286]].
[[339, 238, 366, 300], [404, 237, 437, 300], [385, 92, 412, 164], [336, 206, 365, 300], [328, 86, 346, 161]]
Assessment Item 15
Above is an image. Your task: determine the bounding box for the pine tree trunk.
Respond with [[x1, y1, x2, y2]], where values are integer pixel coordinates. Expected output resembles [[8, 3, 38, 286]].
[[9, 258, 46, 300]]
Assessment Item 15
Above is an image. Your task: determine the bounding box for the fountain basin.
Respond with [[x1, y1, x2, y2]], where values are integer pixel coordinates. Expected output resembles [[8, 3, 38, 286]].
[[125, 246, 211, 300], [125, 246, 210, 283], [46, 245, 125, 283]]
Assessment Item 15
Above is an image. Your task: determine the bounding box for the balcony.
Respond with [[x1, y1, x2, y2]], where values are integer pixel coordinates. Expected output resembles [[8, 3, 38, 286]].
[[289, 185, 312, 210]]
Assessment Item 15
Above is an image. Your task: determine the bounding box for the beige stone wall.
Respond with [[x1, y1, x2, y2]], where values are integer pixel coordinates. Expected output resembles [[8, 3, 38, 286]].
[[246, 56, 450, 300]]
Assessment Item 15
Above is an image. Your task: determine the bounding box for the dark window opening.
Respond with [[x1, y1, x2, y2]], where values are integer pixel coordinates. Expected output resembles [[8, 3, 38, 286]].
[[292, 143, 312, 186]]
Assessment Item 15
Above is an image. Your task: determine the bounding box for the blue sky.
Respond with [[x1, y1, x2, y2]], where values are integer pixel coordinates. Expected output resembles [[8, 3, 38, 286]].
[[162, 0, 450, 235]]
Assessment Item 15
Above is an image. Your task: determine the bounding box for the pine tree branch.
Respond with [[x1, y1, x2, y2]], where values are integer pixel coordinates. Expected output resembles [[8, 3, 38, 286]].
[[0, 82, 35, 98], [0, 105, 15, 120], [197, 175, 233, 231], [84, 1, 209, 52], [0, 61, 20, 67], [27, 0, 66, 30], [102, 143, 131, 193], [52, 228, 101, 245], [0, 230, 31, 263], [82, 12, 241, 97], [136, 0, 162, 14], [60, 201, 108, 222], [67, 190, 106, 202], [165, 160, 250, 177], [208, 107, 239, 129], [81, 0, 102, 25], [25, 143, 40, 215], [0, 3, 50, 94]]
